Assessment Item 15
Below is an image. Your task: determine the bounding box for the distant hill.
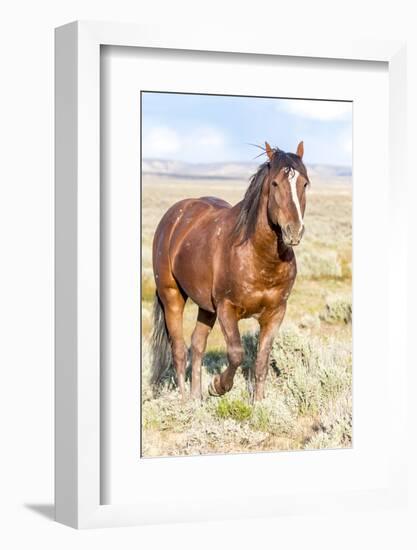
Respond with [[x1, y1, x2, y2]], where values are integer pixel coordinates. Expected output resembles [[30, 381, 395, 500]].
[[142, 159, 352, 182]]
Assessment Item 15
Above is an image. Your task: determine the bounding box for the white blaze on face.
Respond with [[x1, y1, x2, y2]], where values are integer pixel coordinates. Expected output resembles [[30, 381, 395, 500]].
[[288, 170, 303, 226]]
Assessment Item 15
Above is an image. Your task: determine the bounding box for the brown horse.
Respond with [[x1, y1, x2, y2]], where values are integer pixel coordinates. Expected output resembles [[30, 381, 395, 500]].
[[150, 141, 309, 401]]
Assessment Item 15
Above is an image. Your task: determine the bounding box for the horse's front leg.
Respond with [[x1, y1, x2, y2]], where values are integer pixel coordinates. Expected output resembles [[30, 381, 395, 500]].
[[208, 302, 243, 397], [253, 304, 287, 402]]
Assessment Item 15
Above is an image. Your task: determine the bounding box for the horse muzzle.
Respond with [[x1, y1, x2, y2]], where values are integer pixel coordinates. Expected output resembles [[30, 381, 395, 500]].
[[282, 223, 305, 246]]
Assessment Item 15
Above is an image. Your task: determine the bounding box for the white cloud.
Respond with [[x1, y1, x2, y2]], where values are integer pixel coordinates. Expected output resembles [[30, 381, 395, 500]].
[[282, 100, 352, 121], [143, 125, 227, 161], [192, 127, 225, 148], [143, 126, 181, 157]]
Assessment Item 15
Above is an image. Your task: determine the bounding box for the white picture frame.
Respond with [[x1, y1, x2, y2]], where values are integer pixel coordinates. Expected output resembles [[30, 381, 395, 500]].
[[55, 20, 407, 528]]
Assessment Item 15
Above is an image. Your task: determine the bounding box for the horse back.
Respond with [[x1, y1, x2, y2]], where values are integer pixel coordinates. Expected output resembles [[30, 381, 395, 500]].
[[198, 196, 231, 209]]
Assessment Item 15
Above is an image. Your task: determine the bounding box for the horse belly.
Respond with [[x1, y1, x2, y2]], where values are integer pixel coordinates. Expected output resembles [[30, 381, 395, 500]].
[[172, 233, 215, 312]]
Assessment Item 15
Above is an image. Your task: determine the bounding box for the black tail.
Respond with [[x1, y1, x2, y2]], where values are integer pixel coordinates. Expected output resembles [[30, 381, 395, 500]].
[[150, 292, 173, 386]]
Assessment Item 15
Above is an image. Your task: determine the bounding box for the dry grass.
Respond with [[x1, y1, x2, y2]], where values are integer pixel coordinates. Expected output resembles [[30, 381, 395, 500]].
[[141, 173, 352, 457]]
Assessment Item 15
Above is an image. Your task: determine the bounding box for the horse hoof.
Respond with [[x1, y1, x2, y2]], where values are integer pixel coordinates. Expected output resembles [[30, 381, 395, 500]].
[[208, 377, 221, 397]]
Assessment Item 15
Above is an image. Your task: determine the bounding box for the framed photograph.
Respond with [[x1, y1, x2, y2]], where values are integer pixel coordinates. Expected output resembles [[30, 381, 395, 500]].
[[139, 89, 352, 458], [55, 21, 407, 528]]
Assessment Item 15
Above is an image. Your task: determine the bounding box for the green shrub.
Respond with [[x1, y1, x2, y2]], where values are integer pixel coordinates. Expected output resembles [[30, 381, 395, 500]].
[[250, 397, 296, 435], [270, 327, 351, 416], [297, 249, 342, 280], [203, 350, 227, 373], [215, 397, 252, 422], [141, 325, 352, 456], [320, 295, 352, 324], [142, 268, 156, 302], [305, 390, 352, 449], [298, 313, 321, 330], [241, 331, 259, 371]]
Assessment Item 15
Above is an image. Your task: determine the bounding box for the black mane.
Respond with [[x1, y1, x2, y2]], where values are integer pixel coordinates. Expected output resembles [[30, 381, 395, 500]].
[[233, 148, 308, 244]]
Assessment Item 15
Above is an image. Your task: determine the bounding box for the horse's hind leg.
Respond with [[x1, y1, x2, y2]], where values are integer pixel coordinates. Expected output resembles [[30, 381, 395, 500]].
[[208, 302, 243, 397], [190, 308, 216, 400], [159, 287, 187, 398]]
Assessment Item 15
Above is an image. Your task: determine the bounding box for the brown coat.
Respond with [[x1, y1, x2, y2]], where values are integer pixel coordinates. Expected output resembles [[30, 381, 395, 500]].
[[151, 142, 309, 401]]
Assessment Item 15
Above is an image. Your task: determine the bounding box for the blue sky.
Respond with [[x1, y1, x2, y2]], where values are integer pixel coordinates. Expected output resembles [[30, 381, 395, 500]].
[[141, 92, 352, 166]]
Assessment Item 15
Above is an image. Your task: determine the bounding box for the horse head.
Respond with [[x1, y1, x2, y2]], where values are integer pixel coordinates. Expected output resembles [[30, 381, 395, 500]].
[[265, 141, 309, 246]]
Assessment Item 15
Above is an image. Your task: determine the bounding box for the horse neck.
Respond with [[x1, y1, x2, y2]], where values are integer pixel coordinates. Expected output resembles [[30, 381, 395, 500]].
[[249, 184, 294, 265]]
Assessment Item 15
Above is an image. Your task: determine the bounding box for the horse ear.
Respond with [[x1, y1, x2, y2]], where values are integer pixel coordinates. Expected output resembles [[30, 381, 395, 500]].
[[265, 141, 274, 161], [296, 141, 304, 159]]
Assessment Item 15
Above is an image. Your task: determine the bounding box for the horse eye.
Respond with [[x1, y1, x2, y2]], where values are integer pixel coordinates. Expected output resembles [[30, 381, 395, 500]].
[[304, 181, 309, 189], [272, 181, 278, 187]]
